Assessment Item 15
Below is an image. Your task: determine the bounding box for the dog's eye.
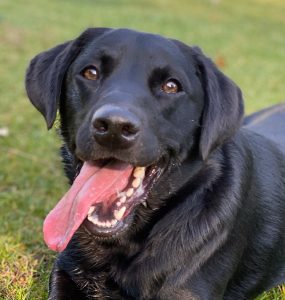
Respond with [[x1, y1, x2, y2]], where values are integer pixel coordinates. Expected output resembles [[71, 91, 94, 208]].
[[161, 79, 182, 94], [82, 66, 99, 80]]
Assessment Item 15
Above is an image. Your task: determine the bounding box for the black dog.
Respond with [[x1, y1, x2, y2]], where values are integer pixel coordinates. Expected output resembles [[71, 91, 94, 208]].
[[25, 28, 285, 299]]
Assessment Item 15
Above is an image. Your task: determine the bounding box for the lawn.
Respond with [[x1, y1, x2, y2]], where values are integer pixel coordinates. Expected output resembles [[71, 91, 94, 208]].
[[0, 0, 285, 299]]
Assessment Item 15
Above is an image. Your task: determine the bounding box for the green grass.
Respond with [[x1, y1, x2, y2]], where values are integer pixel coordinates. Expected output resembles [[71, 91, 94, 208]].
[[0, 0, 284, 299]]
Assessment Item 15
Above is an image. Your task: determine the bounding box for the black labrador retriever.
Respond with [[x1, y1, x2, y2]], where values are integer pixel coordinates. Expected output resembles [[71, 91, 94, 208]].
[[25, 28, 285, 299]]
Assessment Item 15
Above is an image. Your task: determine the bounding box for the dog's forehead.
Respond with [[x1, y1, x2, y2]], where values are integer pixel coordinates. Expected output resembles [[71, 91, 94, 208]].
[[85, 28, 187, 63]]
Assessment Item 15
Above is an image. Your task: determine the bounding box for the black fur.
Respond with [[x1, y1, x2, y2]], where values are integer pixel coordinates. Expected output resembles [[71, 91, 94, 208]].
[[26, 28, 285, 299]]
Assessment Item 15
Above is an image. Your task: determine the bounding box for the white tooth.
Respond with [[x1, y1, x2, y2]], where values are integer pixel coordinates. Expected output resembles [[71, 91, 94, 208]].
[[100, 221, 106, 227], [87, 214, 98, 224], [126, 188, 134, 197], [111, 219, 118, 226], [105, 221, 112, 228], [88, 215, 107, 227], [116, 191, 126, 198], [114, 206, 126, 221], [132, 178, 141, 189], [142, 201, 147, 207], [120, 196, 126, 203], [116, 195, 127, 207], [88, 206, 95, 215], [133, 167, 146, 179]]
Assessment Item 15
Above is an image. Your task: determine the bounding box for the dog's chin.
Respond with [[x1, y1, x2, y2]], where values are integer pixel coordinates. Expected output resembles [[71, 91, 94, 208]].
[[78, 156, 167, 239]]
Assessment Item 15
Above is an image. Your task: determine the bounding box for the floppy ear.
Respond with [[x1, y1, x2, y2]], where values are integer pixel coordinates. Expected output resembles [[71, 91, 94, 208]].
[[25, 28, 111, 129], [191, 47, 244, 160]]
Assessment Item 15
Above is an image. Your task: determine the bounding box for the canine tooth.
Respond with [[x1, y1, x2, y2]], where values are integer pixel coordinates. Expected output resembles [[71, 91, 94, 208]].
[[132, 178, 141, 188], [126, 188, 134, 197], [114, 206, 126, 221], [88, 206, 95, 215], [133, 167, 145, 179], [142, 201, 147, 208]]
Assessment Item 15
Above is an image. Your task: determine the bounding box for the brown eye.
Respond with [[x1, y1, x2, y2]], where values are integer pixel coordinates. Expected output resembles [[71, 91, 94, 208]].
[[82, 66, 99, 80], [161, 79, 181, 94]]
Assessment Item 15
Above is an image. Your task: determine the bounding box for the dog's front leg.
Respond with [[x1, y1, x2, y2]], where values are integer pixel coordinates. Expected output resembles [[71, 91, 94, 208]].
[[48, 263, 87, 300]]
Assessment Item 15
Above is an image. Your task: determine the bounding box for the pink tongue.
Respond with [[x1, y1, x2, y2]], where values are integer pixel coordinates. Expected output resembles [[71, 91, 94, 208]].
[[43, 161, 133, 252]]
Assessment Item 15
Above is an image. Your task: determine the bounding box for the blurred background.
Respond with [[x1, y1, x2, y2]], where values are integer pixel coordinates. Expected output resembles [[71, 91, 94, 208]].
[[0, 0, 284, 299]]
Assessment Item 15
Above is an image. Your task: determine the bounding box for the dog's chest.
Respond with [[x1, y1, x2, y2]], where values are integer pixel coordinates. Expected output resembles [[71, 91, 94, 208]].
[[69, 247, 159, 299]]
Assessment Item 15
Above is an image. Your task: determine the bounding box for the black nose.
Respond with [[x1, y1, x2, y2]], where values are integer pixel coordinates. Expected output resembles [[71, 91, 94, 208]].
[[92, 105, 141, 149]]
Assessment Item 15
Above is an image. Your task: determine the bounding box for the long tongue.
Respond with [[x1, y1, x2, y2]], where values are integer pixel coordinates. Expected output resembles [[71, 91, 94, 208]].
[[43, 160, 133, 252]]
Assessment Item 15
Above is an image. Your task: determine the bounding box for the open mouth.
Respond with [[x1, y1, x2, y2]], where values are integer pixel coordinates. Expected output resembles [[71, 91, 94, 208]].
[[43, 158, 163, 252], [84, 162, 161, 235]]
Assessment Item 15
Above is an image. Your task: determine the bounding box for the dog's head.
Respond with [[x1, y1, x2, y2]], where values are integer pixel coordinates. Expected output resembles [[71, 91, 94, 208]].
[[26, 28, 243, 251]]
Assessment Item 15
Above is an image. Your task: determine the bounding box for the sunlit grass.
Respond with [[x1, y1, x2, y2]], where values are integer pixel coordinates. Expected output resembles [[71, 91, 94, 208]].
[[0, 0, 284, 298]]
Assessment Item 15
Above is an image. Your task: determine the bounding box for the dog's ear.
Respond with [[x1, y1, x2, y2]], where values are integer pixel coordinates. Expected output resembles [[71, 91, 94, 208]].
[[191, 47, 244, 160], [25, 28, 111, 129]]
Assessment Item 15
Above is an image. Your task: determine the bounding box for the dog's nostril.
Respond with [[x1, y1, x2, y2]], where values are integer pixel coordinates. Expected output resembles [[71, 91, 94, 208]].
[[121, 124, 138, 137], [93, 119, 109, 134]]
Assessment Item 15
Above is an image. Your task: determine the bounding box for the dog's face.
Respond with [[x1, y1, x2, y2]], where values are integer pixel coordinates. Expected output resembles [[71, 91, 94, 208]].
[[26, 28, 243, 250], [65, 29, 204, 167]]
